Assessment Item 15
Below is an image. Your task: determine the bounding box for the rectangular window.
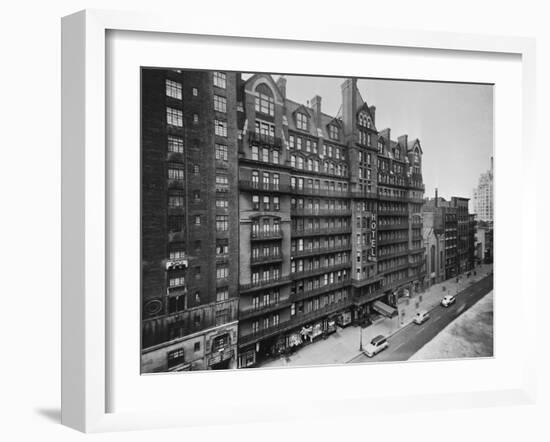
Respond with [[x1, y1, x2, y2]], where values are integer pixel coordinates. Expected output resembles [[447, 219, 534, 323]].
[[252, 195, 260, 211], [214, 119, 227, 137], [167, 348, 185, 368], [168, 215, 184, 232], [213, 71, 226, 89], [296, 113, 308, 130], [216, 240, 229, 256], [273, 196, 280, 211], [215, 143, 228, 161], [167, 135, 184, 153], [214, 95, 227, 113], [216, 215, 228, 231], [194, 215, 201, 225], [255, 92, 275, 116], [215, 174, 229, 192], [216, 287, 229, 302], [166, 107, 183, 127], [168, 195, 184, 208], [216, 198, 228, 208], [169, 276, 185, 288], [216, 265, 229, 280], [165, 79, 182, 100], [168, 167, 184, 180]]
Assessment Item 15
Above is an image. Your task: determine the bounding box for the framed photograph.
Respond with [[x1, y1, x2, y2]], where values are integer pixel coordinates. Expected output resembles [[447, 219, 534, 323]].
[[61, 9, 537, 433]]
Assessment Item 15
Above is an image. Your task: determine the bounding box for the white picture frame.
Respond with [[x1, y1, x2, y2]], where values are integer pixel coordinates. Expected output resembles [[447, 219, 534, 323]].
[[61, 9, 537, 433]]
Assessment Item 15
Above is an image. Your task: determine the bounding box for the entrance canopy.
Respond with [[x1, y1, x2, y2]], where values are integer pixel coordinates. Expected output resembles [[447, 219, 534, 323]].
[[372, 300, 397, 318]]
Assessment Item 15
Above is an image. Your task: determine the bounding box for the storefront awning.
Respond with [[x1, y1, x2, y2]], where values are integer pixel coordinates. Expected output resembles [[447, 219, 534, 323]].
[[372, 300, 397, 318]]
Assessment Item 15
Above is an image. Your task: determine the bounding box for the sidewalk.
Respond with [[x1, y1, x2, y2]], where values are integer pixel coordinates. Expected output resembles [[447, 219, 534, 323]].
[[259, 263, 493, 369]]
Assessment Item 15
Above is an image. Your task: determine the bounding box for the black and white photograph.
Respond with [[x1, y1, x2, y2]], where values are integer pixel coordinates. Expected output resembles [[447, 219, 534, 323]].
[[140, 69, 494, 373]]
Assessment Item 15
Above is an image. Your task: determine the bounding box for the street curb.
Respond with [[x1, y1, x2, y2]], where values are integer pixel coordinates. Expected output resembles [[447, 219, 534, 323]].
[[345, 272, 493, 364]]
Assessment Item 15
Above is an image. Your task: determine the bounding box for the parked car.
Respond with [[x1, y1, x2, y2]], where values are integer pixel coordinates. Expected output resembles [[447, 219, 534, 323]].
[[441, 294, 456, 307], [364, 335, 389, 358], [413, 310, 430, 325]]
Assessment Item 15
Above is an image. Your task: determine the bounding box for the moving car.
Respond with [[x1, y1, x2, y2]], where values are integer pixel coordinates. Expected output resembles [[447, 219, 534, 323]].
[[440, 294, 456, 307], [413, 310, 430, 325], [364, 335, 389, 358]]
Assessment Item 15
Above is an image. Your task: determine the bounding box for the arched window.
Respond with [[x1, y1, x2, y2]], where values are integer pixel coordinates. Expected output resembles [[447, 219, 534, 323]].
[[254, 83, 274, 116], [297, 156, 304, 170], [290, 154, 296, 168]]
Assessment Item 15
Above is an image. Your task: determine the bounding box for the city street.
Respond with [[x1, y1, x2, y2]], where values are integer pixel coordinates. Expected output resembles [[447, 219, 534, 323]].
[[259, 264, 493, 369], [350, 273, 493, 364]]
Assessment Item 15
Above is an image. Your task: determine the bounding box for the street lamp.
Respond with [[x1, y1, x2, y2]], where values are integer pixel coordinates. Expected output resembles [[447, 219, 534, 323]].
[[359, 326, 363, 352]]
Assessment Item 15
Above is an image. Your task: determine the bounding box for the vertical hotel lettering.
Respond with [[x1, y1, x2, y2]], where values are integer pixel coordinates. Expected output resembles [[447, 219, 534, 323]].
[[369, 214, 377, 261]]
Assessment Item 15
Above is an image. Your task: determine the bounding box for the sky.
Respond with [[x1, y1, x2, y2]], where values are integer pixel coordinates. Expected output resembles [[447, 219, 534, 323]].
[[243, 73, 493, 203]]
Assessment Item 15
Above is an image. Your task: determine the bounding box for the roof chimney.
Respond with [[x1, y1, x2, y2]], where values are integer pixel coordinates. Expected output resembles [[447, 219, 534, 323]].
[[369, 106, 376, 125], [311, 95, 322, 128], [341, 78, 357, 139], [276, 76, 287, 98], [435, 188, 438, 207], [398, 134, 408, 149]]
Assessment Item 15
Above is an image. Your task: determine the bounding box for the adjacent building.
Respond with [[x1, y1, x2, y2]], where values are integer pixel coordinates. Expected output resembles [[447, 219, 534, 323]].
[[422, 193, 476, 284], [473, 157, 493, 223], [141, 70, 427, 371], [141, 69, 240, 372]]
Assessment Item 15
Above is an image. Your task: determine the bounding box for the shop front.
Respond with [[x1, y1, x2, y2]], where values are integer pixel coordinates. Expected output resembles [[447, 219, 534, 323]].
[[336, 309, 352, 327]]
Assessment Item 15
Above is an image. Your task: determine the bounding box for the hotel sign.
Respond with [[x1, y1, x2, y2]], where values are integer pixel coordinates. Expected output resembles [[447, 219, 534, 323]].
[[368, 214, 377, 262]]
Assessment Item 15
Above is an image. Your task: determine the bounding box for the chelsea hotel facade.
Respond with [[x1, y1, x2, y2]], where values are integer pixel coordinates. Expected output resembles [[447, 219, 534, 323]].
[[141, 69, 426, 372]]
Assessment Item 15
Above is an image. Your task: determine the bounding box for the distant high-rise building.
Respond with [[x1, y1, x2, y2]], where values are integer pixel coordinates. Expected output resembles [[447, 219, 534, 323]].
[[473, 157, 493, 222]]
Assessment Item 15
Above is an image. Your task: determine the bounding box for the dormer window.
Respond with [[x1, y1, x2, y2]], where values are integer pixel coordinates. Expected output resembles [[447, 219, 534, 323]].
[[414, 151, 420, 164], [329, 125, 339, 140], [254, 83, 274, 116], [296, 112, 308, 130], [358, 113, 367, 127], [377, 140, 384, 154], [394, 148, 400, 160], [367, 117, 373, 129]]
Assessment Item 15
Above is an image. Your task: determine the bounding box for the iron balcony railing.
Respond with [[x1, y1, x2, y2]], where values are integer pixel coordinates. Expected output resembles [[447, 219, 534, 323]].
[[290, 262, 352, 280], [378, 262, 410, 274], [239, 300, 293, 320], [247, 131, 283, 148], [350, 190, 379, 199], [291, 279, 351, 303], [378, 237, 409, 246], [238, 180, 291, 193], [378, 223, 409, 231], [289, 186, 351, 198], [377, 249, 410, 261], [291, 226, 352, 237], [239, 275, 292, 293], [409, 246, 426, 255], [377, 210, 409, 216], [250, 254, 284, 265], [291, 244, 352, 258], [250, 230, 283, 241], [290, 207, 352, 216]]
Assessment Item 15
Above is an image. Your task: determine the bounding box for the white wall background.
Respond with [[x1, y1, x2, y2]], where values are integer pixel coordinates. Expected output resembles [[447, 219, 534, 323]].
[[0, 1, 547, 441]]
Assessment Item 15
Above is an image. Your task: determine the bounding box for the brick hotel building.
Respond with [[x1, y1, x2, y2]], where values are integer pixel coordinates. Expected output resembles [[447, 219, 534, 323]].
[[141, 70, 427, 372]]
